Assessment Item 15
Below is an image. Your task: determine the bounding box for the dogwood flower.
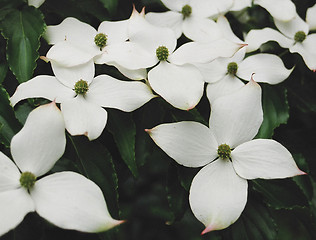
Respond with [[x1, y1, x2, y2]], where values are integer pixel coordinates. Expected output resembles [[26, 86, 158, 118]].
[[146, 79, 305, 234], [145, 0, 233, 41], [106, 8, 244, 110], [10, 60, 154, 140], [245, 3, 316, 71], [0, 102, 123, 236]]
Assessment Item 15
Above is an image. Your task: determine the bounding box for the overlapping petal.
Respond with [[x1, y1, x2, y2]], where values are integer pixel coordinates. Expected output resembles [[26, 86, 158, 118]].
[[232, 139, 306, 179], [161, 0, 189, 12], [254, 0, 296, 21], [190, 0, 234, 18], [11, 102, 66, 177], [274, 14, 309, 39], [306, 3, 316, 31], [147, 121, 218, 167], [86, 75, 154, 112], [0, 152, 20, 191], [61, 95, 108, 140], [98, 20, 129, 45], [189, 159, 248, 233], [148, 61, 204, 110], [31, 172, 123, 233]]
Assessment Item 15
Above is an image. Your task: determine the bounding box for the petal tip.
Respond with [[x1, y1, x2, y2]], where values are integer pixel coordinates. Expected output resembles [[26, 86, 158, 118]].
[[144, 128, 151, 133], [201, 225, 214, 235], [40, 56, 50, 63]]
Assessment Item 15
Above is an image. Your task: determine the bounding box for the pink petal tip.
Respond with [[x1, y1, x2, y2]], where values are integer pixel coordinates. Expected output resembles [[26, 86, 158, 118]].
[[40, 56, 50, 63], [144, 128, 151, 133], [201, 225, 214, 235]]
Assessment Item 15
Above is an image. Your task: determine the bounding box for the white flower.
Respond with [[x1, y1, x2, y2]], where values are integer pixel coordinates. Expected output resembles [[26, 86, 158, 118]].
[[10, 60, 155, 140], [145, 0, 234, 41], [107, 8, 244, 110], [146, 79, 305, 233], [0, 102, 123, 236], [245, 3, 316, 71]]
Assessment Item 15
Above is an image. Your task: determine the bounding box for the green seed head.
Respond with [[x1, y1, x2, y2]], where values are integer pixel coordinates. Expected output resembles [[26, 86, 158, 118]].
[[227, 62, 238, 75], [156, 46, 169, 61], [74, 80, 89, 95], [217, 144, 231, 159], [294, 31, 306, 43], [181, 4, 192, 18], [94, 33, 107, 49], [20, 172, 36, 190]]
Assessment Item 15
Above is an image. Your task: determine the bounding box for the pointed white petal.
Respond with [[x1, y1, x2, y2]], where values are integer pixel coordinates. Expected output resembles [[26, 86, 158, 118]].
[[238, 53, 293, 84], [169, 39, 244, 65], [61, 95, 107, 140], [98, 20, 129, 45], [145, 11, 183, 39], [0, 152, 20, 191], [147, 121, 218, 167], [86, 75, 154, 112], [306, 3, 316, 31], [274, 14, 309, 39], [232, 139, 305, 179], [245, 28, 293, 52], [28, 0, 45, 8], [206, 75, 245, 105], [31, 172, 123, 233], [254, 0, 296, 21], [10, 76, 75, 106], [189, 159, 248, 233], [182, 17, 222, 42], [193, 59, 227, 83], [44, 17, 97, 45], [148, 62, 204, 110], [290, 34, 316, 71], [51, 60, 95, 88], [161, 0, 189, 11], [209, 79, 263, 148], [0, 188, 35, 236], [216, 15, 244, 43], [190, 0, 234, 18], [46, 42, 100, 67], [230, 0, 252, 11], [11, 103, 66, 177], [110, 63, 147, 80]]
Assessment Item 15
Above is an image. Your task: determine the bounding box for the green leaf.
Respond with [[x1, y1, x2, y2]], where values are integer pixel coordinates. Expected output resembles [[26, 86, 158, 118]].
[[68, 135, 119, 218], [107, 109, 138, 178], [0, 85, 21, 147], [256, 84, 289, 139], [1, 6, 46, 83], [98, 0, 118, 15], [252, 178, 309, 209]]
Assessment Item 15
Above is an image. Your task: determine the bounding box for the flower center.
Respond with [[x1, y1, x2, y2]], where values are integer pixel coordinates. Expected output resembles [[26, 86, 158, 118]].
[[74, 79, 89, 95], [94, 33, 107, 49], [156, 46, 169, 61], [217, 144, 231, 159], [294, 31, 306, 43], [20, 172, 36, 190], [181, 4, 192, 18], [227, 62, 238, 75]]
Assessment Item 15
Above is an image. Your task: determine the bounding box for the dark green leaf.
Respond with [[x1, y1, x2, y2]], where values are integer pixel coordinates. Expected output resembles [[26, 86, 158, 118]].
[[1, 6, 46, 83], [256, 84, 289, 139], [98, 0, 118, 15], [14, 102, 33, 125], [107, 109, 138, 178]]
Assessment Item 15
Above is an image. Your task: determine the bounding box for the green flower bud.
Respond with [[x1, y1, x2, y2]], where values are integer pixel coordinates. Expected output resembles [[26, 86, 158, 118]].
[[217, 144, 231, 159], [227, 62, 238, 75], [182, 4, 192, 18], [294, 31, 306, 43], [20, 172, 36, 190], [74, 79, 89, 95], [94, 33, 107, 49], [156, 46, 169, 61]]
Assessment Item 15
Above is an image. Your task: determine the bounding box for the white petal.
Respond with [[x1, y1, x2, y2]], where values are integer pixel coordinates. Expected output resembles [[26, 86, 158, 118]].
[[189, 159, 247, 233], [46, 42, 100, 67], [86, 75, 154, 112], [209, 79, 263, 148], [161, 0, 189, 11], [238, 53, 293, 84], [245, 28, 293, 52], [190, 0, 234, 18], [182, 17, 222, 42], [206, 75, 245, 105], [10, 76, 75, 106], [44, 17, 97, 45], [290, 34, 316, 71], [61, 95, 107, 140], [0, 152, 20, 192], [274, 14, 309, 39], [145, 11, 183, 39], [51, 60, 95, 88], [169, 39, 244, 65], [193, 60, 227, 83], [306, 3, 316, 31], [110, 63, 147, 80], [254, 0, 296, 21], [232, 139, 305, 179], [147, 121, 218, 167], [31, 172, 123, 233], [230, 0, 252, 11], [0, 188, 35, 236], [98, 20, 129, 45], [216, 15, 244, 43], [28, 0, 45, 8], [11, 102, 66, 177], [148, 62, 204, 110]]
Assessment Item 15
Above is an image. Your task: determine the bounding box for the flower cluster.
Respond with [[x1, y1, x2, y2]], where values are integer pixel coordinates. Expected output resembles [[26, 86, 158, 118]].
[[1, 0, 313, 237]]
